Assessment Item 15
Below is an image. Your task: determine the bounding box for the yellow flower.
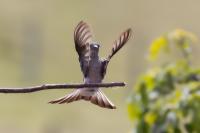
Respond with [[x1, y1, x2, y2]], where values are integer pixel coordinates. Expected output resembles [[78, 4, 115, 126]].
[[149, 36, 168, 61], [144, 111, 157, 126], [170, 29, 198, 43]]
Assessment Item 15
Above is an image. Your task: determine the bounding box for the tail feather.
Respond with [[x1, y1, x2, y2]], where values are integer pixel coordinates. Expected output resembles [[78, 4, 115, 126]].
[[49, 89, 116, 109], [99, 90, 116, 109]]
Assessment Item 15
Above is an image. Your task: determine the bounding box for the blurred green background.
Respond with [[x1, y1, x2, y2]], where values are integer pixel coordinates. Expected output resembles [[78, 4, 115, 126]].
[[0, 0, 200, 133]]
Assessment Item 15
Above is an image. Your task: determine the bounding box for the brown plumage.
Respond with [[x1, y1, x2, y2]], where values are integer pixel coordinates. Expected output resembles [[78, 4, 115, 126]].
[[49, 89, 116, 109], [108, 28, 132, 60]]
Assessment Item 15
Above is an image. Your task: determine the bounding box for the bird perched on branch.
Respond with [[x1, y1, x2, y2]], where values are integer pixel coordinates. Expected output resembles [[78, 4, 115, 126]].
[[49, 21, 132, 109]]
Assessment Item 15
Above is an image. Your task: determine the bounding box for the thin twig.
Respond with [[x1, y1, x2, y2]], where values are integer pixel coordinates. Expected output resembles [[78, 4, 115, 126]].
[[0, 82, 126, 93]]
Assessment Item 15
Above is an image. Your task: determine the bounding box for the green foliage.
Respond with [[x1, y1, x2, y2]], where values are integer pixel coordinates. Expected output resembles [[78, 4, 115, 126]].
[[128, 29, 200, 133]]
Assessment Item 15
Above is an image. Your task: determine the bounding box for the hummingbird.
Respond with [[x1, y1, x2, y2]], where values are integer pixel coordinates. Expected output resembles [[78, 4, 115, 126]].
[[49, 21, 132, 109]]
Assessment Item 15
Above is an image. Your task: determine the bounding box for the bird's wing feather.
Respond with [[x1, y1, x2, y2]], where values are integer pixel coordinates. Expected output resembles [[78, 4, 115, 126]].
[[101, 28, 132, 78], [74, 21, 93, 77], [100, 59, 109, 78], [107, 28, 132, 61]]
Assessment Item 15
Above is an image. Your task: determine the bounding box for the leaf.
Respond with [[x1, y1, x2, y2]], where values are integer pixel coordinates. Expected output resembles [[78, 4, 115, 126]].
[[169, 89, 181, 105], [143, 74, 155, 91]]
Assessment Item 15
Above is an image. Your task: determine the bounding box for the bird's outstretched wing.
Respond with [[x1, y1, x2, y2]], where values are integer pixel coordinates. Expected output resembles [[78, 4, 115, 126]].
[[107, 28, 132, 60], [74, 21, 93, 77], [101, 28, 132, 78]]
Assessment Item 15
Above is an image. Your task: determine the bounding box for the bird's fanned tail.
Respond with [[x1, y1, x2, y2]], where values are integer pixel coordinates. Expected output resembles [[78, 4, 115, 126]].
[[49, 89, 116, 109]]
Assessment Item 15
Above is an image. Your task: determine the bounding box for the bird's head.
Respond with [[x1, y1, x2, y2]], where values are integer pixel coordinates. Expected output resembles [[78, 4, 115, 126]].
[[90, 43, 100, 58], [90, 43, 100, 50]]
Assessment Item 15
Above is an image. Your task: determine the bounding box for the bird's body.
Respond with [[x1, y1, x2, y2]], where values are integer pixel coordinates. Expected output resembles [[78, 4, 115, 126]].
[[49, 21, 132, 109], [85, 46, 102, 84], [77, 44, 104, 97], [85, 60, 102, 84]]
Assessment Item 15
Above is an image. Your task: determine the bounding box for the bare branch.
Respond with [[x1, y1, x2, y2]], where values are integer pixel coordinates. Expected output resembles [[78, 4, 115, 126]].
[[0, 82, 125, 93]]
